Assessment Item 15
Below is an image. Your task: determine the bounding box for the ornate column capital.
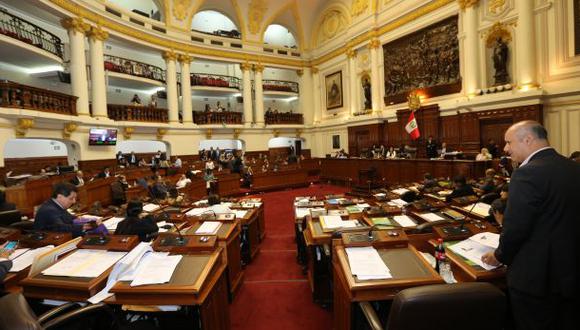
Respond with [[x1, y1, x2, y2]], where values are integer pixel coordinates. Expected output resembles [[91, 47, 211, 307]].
[[157, 128, 167, 140], [253, 64, 265, 73], [296, 69, 304, 77], [87, 25, 109, 41], [15, 118, 34, 138], [62, 122, 77, 139], [458, 0, 479, 10], [346, 48, 357, 59], [162, 50, 178, 61], [177, 54, 193, 64], [60, 17, 90, 34], [123, 127, 134, 139], [368, 38, 381, 49], [240, 62, 253, 71], [311, 67, 319, 74]]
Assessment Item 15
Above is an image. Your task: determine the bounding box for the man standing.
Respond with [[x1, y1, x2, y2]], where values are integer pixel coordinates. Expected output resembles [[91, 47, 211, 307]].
[[482, 121, 580, 330], [426, 135, 438, 159]]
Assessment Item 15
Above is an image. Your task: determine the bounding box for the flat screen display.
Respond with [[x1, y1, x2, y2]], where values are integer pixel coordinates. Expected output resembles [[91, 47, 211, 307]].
[[89, 128, 117, 146]]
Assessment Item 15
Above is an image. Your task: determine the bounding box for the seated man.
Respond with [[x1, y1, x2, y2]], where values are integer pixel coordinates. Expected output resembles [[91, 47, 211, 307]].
[[70, 170, 85, 187], [445, 175, 475, 203], [477, 168, 497, 193], [34, 182, 100, 237]]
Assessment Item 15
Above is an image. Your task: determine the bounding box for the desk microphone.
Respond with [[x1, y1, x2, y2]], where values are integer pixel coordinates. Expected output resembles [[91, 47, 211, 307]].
[[441, 194, 482, 237], [157, 211, 189, 247]]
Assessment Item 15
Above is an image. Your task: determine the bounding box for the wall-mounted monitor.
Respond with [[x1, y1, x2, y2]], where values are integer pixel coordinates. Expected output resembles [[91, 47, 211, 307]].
[[89, 128, 117, 146]]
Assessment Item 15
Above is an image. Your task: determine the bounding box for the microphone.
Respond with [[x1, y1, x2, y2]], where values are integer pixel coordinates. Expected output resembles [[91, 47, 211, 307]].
[[157, 210, 189, 247], [440, 193, 483, 237]]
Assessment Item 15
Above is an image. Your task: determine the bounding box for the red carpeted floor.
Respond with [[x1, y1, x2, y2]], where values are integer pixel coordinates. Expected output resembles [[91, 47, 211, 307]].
[[230, 183, 348, 330]]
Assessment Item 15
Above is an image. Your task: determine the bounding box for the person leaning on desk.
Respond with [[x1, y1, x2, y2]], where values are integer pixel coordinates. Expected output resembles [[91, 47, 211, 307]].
[[34, 182, 102, 238]]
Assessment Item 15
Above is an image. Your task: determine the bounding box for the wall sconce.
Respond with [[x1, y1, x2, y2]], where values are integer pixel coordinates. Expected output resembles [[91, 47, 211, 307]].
[[63, 122, 77, 139]]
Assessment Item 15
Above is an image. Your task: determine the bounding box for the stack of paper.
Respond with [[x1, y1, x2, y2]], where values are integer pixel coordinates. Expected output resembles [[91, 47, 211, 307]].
[[195, 221, 222, 235], [143, 204, 160, 212], [327, 209, 348, 216], [462, 203, 492, 217], [448, 232, 501, 270], [295, 208, 310, 219], [103, 217, 125, 231], [310, 208, 327, 217], [185, 207, 210, 217], [345, 246, 392, 280], [393, 215, 417, 227], [130, 252, 182, 286], [42, 249, 126, 278], [234, 210, 248, 219], [391, 188, 410, 195], [9, 246, 54, 272], [417, 213, 445, 222], [156, 221, 170, 233], [320, 215, 359, 230], [388, 199, 408, 207], [345, 205, 363, 214]]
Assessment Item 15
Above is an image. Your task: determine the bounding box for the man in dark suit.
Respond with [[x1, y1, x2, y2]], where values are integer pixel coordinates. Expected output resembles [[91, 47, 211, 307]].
[[426, 136, 438, 158], [34, 182, 99, 237], [70, 170, 85, 187], [128, 151, 138, 166], [482, 121, 580, 330], [445, 175, 475, 202], [96, 167, 111, 179]]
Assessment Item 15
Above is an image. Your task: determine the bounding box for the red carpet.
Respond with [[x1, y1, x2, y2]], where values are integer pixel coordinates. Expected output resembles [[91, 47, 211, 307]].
[[230, 184, 348, 330]]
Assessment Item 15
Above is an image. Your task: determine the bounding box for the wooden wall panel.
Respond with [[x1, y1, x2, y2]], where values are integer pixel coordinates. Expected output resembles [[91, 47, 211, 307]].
[[459, 113, 480, 154], [347, 124, 384, 156], [4, 156, 69, 176], [440, 115, 460, 147]]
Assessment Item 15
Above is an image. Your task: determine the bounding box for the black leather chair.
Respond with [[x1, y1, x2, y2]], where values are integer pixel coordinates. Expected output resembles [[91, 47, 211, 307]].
[[0, 209, 22, 226], [359, 282, 506, 330], [0, 293, 118, 330], [480, 192, 500, 205]]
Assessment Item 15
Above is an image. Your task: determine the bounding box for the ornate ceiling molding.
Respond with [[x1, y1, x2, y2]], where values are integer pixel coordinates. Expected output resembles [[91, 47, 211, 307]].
[[457, 0, 479, 10]]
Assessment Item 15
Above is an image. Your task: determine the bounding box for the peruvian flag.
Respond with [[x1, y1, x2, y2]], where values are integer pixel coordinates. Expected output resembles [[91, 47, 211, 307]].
[[405, 111, 420, 140]]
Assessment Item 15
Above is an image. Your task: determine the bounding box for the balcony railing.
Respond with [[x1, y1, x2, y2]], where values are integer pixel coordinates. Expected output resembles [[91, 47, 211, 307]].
[[191, 73, 241, 90], [193, 111, 242, 125], [265, 112, 303, 125], [262, 80, 299, 93], [107, 104, 168, 123], [104, 54, 166, 82], [0, 80, 77, 115], [0, 7, 64, 59], [191, 28, 241, 40]]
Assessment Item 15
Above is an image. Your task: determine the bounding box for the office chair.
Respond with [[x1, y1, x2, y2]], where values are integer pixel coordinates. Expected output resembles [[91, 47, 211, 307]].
[[0, 209, 22, 226], [0, 292, 118, 330], [358, 282, 506, 330], [480, 192, 500, 205]]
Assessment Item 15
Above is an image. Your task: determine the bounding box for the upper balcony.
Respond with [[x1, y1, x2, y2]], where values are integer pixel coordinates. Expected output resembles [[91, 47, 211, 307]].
[[104, 54, 166, 88], [0, 7, 64, 66], [0, 80, 77, 116], [262, 80, 299, 99]]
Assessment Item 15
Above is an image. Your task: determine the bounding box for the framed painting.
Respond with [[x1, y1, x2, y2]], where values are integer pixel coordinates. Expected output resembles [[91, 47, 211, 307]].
[[332, 135, 340, 149], [325, 71, 343, 110]]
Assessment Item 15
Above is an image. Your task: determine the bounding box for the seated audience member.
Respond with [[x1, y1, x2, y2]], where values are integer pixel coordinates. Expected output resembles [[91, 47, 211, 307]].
[[116, 151, 125, 164], [478, 168, 497, 193], [476, 147, 493, 161], [242, 166, 253, 188], [439, 142, 449, 158], [138, 158, 148, 167], [489, 198, 507, 227], [130, 94, 141, 105], [261, 163, 268, 173], [115, 200, 158, 242], [445, 175, 475, 202], [176, 174, 191, 189], [570, 151, 580, 163], [111, 175, 128, 206], [128, 151, 138, 166], [96, 166, 111, 178], [421, 173, 438, 190], [0, 186, 17, 212], [34, 182, 101, 237], [174, 157, 182, 168], [498, 154, 511, 176], [151, 176, 168, 200], [70, 170, 85, 187], [205, 159, 215, 170], [486, 138, 499, 158]]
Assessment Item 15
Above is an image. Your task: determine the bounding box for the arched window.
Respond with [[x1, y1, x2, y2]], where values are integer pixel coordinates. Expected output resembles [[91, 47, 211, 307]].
[[191, 10, 240, 38], [263, 24, 297, 48], [107, 0, 162, 21]]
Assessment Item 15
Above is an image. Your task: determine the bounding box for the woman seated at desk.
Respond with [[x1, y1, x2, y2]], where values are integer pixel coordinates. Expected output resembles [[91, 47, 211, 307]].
[[115, 200, 158, 242], [476, 147, 493, 161]]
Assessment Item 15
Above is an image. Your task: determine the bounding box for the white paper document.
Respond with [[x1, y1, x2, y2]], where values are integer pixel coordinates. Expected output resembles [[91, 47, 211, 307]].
[[142, 203, 160, 213], [391, 188, 410, 195], [234, 210, 248, 219], [388, 199, 408, 207], [42, 249, 126, 278], [295, 208, 310, 219], [469, 232, 500, 249], [103, 217, 125, 231], [320, 216, 358, 229], [418, 213, 445, 222], [156, 221, 169, 233], [448, 232, 501, 271], [356, 203, 371, 209], [345, 246, 392, 280], [210, 204, 232, 214], [463, 203, 492, 217], [195, 221, 222, 234], [393, 215, 417, 228], [130, 253, 182, 286], [185, 207, 210, 217], [9, 246, 54, 272], [310, 207, 327, 217]]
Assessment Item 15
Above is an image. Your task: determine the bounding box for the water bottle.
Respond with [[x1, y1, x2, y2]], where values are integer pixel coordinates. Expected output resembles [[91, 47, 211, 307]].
[[435, 238, 453, 283]]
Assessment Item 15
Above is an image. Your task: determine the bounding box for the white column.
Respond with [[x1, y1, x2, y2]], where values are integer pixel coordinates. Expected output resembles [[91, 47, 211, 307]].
[[178, 54, 193, 124], [253, 64, 265, 126], [312, 67, 322, 123], [347, 49, 358, 115], [297, 68, 314, 125], [240, 63, 253, 125], [163, 51, 179, 123], [369, 39, 382, 113], [515, 0, 536, 87], [87, 26, 109, 119], [61, 18, 90, 116], [461, 1, 480, 96]]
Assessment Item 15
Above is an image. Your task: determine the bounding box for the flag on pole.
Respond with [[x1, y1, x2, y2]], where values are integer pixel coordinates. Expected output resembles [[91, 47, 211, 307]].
[[405, 111, 420, 140]]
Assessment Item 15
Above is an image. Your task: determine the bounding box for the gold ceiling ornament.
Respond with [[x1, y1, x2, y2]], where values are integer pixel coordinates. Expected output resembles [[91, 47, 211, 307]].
[[253, 63, 265, 73], [177, 54, 193, 63], [248, 0, 268, 35], [62, 122, 77, 139], [123, 127, 134, 140], [162, 50, 178, 61], [15, 118, 34, 138], [87, 25, 109, 41], [205, 128, 213, 139], [311, 67, 319, 74], [489, 0, 506, 14], [351, 0, 369, 17], [296, 69, 304, 77], [233, 128, 241, 139], [172, 0, 190, 21], [368, 38, 381, 49], [240, 62, 253, 71], [60, 17, 90, 34], [407, 91, 421, 111], [157, 128, 167, 140], [272, 129, 280, 138], [485, 22, 512, 48], [321, 9, 348, 42], [346, 48, 357, 58], [457, 0, 479, 10]]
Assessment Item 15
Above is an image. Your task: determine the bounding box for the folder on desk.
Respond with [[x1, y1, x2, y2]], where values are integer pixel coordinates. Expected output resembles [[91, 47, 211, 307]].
[[41, 249, 126, 278], [448, 232, 500, 271], [195, 221, 222, 235], [143, 203, 161, 213], [417, 213, 445, 222], [462, 203, 491, 217], [320, 215, 359, 230], [345, 246, 392, 280], [392, 215, 417, 227]]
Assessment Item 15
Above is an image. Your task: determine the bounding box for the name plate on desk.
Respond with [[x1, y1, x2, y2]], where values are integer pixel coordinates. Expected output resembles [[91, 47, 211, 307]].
[[79, 235, 139, 251], [342, 230, 409, 248]]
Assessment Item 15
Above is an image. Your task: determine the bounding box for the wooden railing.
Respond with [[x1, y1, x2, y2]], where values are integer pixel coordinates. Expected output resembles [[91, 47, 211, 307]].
[[107, 104, 168, 123], [0, 80, 77, 115], [104, 54, 166, 82], [262, 80, 299, 93], [193, 111, 243, 125], [0, 7, 64, 58], [265, 112, 303, 125], [191, 28, 241, 39], [191, 73, 241, 90]]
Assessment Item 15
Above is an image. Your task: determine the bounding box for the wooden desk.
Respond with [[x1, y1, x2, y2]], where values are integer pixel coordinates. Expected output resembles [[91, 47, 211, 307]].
[[333, 243, 443, 330], [19, 232, 72, 248], [0, 227, 20, 242], [235, 207, 261, 265], [215, 173, 241, 196], [108, 250, 230, 330], [251, 169, 309, 191]]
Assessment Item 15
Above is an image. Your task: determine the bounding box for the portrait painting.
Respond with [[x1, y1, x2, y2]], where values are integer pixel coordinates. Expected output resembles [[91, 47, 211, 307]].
[[332, 135, 340, 149], [325, 71, 343, 110]]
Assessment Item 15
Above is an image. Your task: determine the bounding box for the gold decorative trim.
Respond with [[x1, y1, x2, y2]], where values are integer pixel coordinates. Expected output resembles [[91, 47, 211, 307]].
[[457, 0, 479, 10], [240, 62, 253, 71], [296, 69, 304, 77], [248, 0, 268, 35], [253, 64, 265, 73], [312, 67, 319, 74], [295, 128, 302, 138], [162, 50, 178, 61], [157, 128, 167, 140], [63, 122, 77, 139], [177, 54, 193, 63], [368, 38, 381, 49], [233, 128, 241, 139], [124, 127, 134, 139], [272, 129, 280, 137], [206, 128, 213, 139], [346, 48, 357, 58], [484, 22, 512, 48], [351, 0, 370, 17], [60, 17, 90, 34], [15, 118, 34, 138], [87, 25, 109, 41], [408, 91, 421, 111]]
